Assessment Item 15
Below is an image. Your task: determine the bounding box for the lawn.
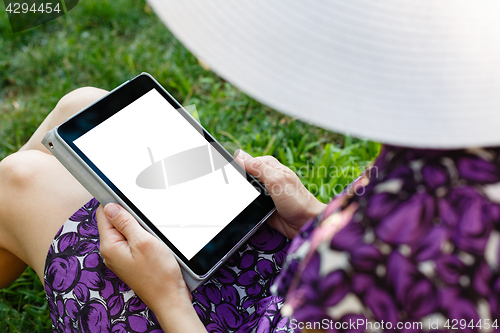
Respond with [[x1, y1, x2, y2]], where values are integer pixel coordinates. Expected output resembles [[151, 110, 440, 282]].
[[0, 0, 380, 331]]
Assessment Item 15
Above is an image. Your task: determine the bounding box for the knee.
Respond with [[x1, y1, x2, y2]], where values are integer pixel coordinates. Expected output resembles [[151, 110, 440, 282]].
[[54, 87, 109, 120], [0, 151, 45, 191]]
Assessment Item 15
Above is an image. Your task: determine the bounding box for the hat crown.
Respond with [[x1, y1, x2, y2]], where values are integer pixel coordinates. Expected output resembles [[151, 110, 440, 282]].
[[148, 0, 500, 148]]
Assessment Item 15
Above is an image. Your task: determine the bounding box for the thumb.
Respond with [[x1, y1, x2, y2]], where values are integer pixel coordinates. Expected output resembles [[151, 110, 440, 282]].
[[244, 155, 283, 186], [103, 203, 148, 240]]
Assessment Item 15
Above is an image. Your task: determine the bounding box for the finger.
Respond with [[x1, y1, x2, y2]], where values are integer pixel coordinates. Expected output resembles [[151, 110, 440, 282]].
[[244, 155, 285, 187], [254, 156, 291, 172], [96, 205, 127, 244], [96, 205, 131, 262], [103, 203, 149, 241], [234, 149, 252, 168], [235, 150, 288, 171]]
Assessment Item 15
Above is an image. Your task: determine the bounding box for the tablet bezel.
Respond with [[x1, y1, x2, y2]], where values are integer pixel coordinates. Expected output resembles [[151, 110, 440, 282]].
[[56, 74, 275, 276]]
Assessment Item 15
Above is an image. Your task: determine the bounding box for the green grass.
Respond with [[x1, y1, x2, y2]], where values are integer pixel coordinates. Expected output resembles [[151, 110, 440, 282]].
[[0, 0, 380, 331], [0, 269, 49, 332]]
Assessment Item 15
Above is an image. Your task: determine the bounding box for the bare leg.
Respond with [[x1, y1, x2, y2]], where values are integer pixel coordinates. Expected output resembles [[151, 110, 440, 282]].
[[0, 87, 108, 288]]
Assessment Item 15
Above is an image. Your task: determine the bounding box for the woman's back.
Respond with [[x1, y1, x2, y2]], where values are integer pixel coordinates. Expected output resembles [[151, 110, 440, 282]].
[[274, 145, 500, 332]]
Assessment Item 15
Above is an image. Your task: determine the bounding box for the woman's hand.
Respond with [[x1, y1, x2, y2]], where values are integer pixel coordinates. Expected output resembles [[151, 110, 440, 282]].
[[235, 150, 326, 239], [96, 203, 206, 333]]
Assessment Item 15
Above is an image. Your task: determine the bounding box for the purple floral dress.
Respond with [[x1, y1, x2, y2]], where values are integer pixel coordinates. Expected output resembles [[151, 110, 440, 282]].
[[45, 145, 500, 332]]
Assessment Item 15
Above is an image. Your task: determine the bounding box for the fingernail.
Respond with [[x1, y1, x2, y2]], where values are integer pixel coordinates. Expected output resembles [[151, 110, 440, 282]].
[[236, 149, 249, 160], [104, 203, 121, 219]]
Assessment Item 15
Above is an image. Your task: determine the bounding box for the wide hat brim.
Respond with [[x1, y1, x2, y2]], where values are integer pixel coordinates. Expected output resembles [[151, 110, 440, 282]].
[[148, 0, 500, 148]]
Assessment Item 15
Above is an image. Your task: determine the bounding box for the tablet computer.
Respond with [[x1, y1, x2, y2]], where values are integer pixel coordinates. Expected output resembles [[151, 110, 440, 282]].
[[42, 73, 275, 290]]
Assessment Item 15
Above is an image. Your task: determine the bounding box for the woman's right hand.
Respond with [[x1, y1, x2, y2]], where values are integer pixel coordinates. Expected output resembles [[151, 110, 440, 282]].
[[235, 150, 326, 239]]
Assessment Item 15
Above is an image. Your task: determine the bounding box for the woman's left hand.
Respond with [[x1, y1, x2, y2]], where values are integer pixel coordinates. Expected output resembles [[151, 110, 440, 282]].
[[96, 203, 206, 333]]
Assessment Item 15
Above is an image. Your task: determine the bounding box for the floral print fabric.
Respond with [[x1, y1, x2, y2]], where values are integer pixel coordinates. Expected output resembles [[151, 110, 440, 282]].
[[44, 199, 293, 333], [274, 146, 500, 332]]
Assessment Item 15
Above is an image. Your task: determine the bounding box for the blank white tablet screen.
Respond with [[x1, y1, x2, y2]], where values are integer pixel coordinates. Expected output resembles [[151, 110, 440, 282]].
[[74, 89, 260, 260]]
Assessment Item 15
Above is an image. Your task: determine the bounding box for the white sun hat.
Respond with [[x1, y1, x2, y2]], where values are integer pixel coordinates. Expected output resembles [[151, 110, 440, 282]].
[[147, 0, 500, 148]]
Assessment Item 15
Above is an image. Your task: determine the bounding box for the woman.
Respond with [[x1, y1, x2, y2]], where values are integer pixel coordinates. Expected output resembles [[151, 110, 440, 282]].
[[2, 87, 500, 333], [3, 1, 500, 332]]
